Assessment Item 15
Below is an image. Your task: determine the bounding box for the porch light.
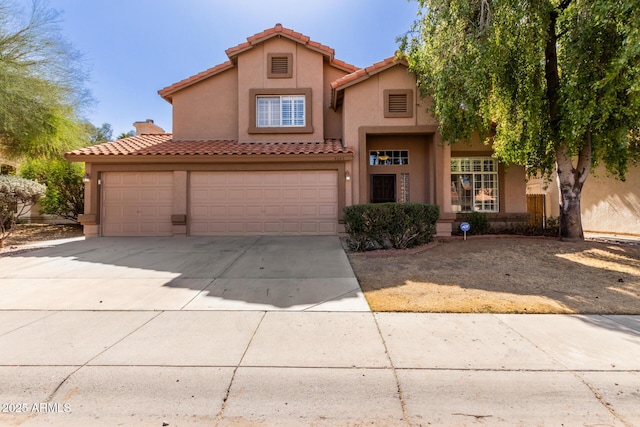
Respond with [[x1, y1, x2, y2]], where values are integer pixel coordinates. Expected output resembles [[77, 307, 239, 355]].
[[345, 171, 351, 181], [82, 173, 91, 183]]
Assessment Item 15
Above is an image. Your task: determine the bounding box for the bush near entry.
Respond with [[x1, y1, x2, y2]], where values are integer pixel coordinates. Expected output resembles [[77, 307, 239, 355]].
[[344, 203, 439, 251], [0, 175, 46, 247]]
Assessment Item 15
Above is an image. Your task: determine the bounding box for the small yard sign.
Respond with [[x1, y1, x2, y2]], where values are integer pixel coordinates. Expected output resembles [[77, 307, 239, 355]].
[[460, 222, 470, 240]]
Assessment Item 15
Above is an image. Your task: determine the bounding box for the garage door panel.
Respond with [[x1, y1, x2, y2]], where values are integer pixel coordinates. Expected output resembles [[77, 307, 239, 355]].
[[102, 172, 173, 237], [264, 189, 282, 199], [190, 171, 338, 235], [263, 206, 282, 216], [246, 189, 264, 199], [319, 205, 338, 216]]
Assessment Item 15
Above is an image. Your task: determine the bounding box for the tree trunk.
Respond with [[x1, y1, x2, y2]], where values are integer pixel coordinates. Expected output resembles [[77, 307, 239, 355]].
[[556, 171, 584, 241], [555, 135, 591, 241], [545, 3, 590, 241]]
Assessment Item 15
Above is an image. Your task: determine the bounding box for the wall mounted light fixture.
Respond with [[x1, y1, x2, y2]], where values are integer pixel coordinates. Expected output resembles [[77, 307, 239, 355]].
[[345, 170, 351, 181], [82, 173, 91, 183]]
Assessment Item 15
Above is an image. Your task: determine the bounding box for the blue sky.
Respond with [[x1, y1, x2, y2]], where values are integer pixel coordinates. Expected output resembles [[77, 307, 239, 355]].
[[43, 0, 420, 137]]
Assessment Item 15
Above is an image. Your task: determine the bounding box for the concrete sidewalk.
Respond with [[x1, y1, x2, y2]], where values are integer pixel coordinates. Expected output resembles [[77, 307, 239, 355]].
[[1, 311, 638, 426]]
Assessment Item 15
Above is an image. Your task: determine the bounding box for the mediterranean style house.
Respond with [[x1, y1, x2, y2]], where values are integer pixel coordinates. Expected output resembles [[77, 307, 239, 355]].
[[65, 24, 528, 238]]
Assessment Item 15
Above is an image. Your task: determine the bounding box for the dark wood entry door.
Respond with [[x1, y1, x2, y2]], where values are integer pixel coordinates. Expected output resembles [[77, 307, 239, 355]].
[[371, 174, 396, 203]]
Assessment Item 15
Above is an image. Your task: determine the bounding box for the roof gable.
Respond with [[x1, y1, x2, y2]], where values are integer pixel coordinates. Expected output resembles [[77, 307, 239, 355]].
[[330, 56, 410, 110], [159, 24, 358, 102]]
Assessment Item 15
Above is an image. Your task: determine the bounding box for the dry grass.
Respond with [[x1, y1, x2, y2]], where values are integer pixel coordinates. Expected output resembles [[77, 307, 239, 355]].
[[348, 237, 640, 314]]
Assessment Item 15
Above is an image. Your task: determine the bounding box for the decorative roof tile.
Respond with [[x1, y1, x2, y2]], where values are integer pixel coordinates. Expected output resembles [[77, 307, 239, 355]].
[[331, 56, 406, 91], [158, 61, 234, 99], [65, 134, 353, 159]]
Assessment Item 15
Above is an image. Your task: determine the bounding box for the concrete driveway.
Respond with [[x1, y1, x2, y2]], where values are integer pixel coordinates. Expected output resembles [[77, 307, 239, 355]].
[[0, 236, 369, 311]]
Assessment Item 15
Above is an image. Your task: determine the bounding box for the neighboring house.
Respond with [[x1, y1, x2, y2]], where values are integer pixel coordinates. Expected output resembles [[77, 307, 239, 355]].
[[527, 164, 640, 236], [65, 24, 528, 238]]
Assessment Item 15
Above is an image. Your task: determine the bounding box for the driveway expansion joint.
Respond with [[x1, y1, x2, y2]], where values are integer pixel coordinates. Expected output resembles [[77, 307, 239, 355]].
[[214, 310, 266, 425]]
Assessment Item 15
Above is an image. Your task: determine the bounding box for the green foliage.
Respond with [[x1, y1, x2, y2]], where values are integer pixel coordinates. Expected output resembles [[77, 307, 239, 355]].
[[20, 158, 84, 221], [0, 174, 45, 245], [344, 203, 440, 251], [117, 130, 136, 140], [402, 0, 640, 176], [460, 211, 490, 235], [0, 0, 92, 160], [85, 122, 113, 144], [401, 0, 640, 239]]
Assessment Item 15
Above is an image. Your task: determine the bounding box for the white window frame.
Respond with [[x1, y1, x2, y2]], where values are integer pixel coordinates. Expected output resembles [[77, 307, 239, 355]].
[[451, 157, 499, 212], [256, 95, 305, 128]]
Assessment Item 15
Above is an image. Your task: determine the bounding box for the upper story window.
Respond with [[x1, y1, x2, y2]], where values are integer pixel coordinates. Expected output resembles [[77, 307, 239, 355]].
[[451, 157, 499, 213], [384, 89, 413, 118], [267, 53, 293, 78], [249, 88, 313, 134], [257, 95, 305, 127]]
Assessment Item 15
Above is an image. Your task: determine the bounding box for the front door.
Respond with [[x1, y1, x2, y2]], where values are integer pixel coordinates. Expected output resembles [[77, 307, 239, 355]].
[[371, 174, 396, 203]]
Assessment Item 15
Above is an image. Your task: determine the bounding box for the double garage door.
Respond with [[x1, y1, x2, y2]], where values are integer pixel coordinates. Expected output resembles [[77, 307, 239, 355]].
[[101, 171, 338, 236]]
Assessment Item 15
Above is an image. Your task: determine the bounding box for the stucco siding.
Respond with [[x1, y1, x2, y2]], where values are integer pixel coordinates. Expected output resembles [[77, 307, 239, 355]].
[[172, 68, 238, 140], [237, 38, 325, 143]]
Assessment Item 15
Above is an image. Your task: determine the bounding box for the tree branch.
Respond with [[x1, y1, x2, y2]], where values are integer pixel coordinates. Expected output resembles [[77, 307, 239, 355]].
[[558, 0, 573, 11]]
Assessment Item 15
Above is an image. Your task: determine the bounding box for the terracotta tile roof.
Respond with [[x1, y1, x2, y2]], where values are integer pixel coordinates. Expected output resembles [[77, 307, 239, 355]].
[[158, 61, 234, 100], [226, 23, 331, 58], [65, 134, 353, 159], [331, 56, 407, 91]]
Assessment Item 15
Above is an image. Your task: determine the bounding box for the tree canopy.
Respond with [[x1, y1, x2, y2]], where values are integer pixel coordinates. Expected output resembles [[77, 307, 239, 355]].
[[0, 0, 91, 159], [401, 0, 640, 239]]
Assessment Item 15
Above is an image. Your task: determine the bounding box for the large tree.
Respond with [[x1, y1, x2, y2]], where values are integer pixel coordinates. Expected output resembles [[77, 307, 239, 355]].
[[401, 0, 640, 240], [0, 0, 91, 159]]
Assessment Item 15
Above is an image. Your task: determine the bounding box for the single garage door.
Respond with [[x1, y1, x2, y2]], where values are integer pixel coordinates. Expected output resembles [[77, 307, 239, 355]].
[[102, 172, 174, 236], [190, 171, 338, 235]]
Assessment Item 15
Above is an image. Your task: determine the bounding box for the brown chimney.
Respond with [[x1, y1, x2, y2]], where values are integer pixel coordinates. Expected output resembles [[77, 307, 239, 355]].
[[133, 119, 165, 135]]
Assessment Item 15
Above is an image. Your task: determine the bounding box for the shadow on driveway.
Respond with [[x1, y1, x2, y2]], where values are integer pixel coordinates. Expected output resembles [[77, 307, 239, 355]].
[[0, 236, 369, 311]]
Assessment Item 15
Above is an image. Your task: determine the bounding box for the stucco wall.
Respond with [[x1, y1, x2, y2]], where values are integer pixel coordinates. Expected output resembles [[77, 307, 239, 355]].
[[342, 64, 437, 205], [323, 63, 347, 140], [529, 165, 640, 235], [172, 67, 238, 140], [449, 133, 527, 215], [366, 134, 432, 204], [582, 165, 640, 235], [237, 38, 325, 143]]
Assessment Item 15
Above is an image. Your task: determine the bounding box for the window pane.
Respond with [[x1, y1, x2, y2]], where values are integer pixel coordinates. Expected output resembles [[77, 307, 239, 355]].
[[451, 157, 499, 213], [256, 95, 304, 127]]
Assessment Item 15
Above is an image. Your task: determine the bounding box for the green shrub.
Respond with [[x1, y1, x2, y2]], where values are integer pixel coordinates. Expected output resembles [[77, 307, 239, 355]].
[[20, 159, 84, 222], [0, 175, 46, 247], [344, 203, 439, 251], [460, 211, 490, 235]]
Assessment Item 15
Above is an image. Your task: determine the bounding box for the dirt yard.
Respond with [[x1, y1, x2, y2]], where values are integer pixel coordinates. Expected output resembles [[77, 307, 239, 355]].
[[348, 236, 640, 314], [0, 223, 83, 254]]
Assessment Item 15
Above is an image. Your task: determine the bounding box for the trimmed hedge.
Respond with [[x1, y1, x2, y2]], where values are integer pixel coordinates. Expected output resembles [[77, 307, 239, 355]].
[[344, 203, 439, 251]]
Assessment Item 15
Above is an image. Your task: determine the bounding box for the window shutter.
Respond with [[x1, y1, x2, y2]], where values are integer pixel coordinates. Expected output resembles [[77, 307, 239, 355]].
[[388, 93, 408, 113]]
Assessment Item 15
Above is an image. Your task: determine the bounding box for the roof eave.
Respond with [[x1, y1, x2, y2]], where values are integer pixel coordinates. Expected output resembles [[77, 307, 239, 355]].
[[64, 152, 354, 164]]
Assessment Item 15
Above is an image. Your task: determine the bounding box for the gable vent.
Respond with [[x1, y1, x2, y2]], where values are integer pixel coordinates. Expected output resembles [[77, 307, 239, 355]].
[[271, 57, 289, 74], [268, 53, 293, 78], [388, 94, 408, 113]]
